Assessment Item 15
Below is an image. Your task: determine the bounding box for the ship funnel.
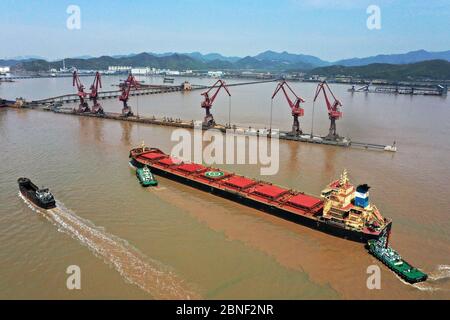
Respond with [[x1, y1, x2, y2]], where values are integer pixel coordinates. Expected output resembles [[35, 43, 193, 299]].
[[355, 184, 370, 208]]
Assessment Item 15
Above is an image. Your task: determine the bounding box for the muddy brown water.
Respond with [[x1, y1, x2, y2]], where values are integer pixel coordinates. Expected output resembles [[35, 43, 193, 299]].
[[0, 76, 449, 299]]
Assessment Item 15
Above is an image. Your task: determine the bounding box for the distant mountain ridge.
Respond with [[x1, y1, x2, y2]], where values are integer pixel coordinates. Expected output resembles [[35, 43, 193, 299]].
[[13, 53, 211, 72], [0, 56, 44, 67], [184, 52, 241, 63], [308, 60, 450, 81], [334, 50, 450, 66], [6, 49, 450, 74], [105, 52, 241, 63], [254, 50, 330, 67]]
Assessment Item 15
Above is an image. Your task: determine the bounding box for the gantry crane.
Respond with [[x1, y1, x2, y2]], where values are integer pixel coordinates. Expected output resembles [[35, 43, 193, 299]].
[[72, 70, 89, 113], [119, 74, 140, 117], [271, 80, 305, 135], [313, 81, 343, 140], [89, 72, 103, 114], [200, 79, 231, 127]]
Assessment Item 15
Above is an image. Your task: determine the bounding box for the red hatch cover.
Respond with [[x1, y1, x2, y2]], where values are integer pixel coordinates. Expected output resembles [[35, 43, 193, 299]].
[[225, 176, 256, 189], [158, 157, 180, 166], [252, 184, 287, 199], [177, 163, 206, 173], [141, 152, 165, 160], [288, 194, 322, 209]]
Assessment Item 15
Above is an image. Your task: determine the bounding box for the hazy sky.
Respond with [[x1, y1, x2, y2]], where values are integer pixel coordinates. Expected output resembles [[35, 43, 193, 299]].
[[0, 0, 449, 61]]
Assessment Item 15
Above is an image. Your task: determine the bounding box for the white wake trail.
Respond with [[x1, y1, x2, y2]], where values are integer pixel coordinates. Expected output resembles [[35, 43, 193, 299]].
[[428, 265, 450, 281], [19, 193, 200, 299], [412, 265, 450, 292]]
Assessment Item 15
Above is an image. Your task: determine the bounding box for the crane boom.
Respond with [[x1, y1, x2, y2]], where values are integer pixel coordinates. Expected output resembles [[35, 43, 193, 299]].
[[271, 80, 305, 135], [313, 81, 343, 140], [90, 72, 103, 114], [72, 70, 89, 113], [119, 74, 139, 117], [200, 79, 231, 127]]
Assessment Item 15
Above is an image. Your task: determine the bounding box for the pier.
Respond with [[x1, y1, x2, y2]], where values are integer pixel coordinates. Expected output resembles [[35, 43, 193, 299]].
[[3, 103, 397, 152], [2, 78, 397, 152], [349, 83, 448, 96], [31, 85, 190, 106], [29, 79, 276, 107]]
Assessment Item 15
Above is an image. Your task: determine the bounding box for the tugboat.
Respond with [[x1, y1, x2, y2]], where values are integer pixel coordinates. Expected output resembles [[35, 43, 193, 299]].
[[136, 166, 158, 187], [367, 237, 428, 284], [18, 178, 56, 209]]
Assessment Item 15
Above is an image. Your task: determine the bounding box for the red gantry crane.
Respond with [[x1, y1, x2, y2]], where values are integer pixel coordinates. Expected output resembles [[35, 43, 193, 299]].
[[72, 70, 89, 113], [119, 73, 140, 117], [89, 72, 103, 114], [271, 80, 306, 135], [313, 81, 343, 140], [200, 79, 231, 127]]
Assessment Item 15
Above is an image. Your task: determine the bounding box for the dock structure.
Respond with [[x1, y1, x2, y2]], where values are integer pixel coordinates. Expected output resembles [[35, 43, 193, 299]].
[[29, 79, 277, 107], [0, 74, 100, 80], [2, 78, 396, 152], [31, 85, 191, 106], [349, 84, 448, 96], [3, 102, 396, 152]]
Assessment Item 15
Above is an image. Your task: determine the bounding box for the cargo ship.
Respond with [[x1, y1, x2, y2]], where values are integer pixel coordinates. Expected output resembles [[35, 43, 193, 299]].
[[18, 177, 56, 209], [130, 145, 392, 243]]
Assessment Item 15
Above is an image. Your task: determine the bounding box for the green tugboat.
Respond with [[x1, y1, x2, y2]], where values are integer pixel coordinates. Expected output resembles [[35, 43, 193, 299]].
[[136, 166, 158, 187], [367, 238, 428, 284]]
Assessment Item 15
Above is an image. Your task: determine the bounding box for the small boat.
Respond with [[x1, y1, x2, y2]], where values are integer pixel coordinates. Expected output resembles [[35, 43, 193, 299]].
[[18, 177, 56, 209], [136, 166, 158, 187], [0, 99, 16, 108]]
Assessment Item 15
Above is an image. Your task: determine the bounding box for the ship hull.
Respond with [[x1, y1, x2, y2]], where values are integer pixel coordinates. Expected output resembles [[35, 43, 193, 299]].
[[19, 186, 56, 210], [18, 182, 56, 210], [147, 163, 384, 243]]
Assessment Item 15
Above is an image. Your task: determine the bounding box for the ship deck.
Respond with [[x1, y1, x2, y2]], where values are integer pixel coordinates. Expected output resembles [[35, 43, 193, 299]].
[[136, 149, 326, 220]]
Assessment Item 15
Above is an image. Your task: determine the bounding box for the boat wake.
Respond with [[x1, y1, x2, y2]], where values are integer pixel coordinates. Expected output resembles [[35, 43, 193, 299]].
[[148, 186, 167, 192], [428, 265, 450, 281], [413, 265, 450, 292], [18, 193, 200, 299]]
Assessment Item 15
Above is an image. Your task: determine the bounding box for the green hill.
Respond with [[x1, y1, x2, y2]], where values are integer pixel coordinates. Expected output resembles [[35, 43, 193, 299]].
[[308, 60, 450, 81], [12, 54, 450, 81], [13, 53, 210, 72]]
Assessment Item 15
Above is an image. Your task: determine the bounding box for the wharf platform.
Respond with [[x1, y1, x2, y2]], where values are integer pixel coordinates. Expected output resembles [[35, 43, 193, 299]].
[[5, 103, 396, 152]]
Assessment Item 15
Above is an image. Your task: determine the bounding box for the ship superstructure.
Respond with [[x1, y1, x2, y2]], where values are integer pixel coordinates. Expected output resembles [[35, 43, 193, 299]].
[[321, 170, 388, 234]]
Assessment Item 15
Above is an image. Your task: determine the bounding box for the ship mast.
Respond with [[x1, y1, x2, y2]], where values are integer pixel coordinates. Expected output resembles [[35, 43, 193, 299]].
[[340, 169, 349, 186]]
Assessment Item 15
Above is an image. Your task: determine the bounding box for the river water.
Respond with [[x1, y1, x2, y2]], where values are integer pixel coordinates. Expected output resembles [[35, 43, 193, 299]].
[[0, 75, 449, 299]]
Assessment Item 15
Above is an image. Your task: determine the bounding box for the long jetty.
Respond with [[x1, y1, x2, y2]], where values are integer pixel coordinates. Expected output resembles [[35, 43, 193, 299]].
[[4, 103, 396, 152], [32, 85, 191, 106], [30, 80, 276, 106], [349, 84, 448, 96], [2, 79, 396, 152]]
